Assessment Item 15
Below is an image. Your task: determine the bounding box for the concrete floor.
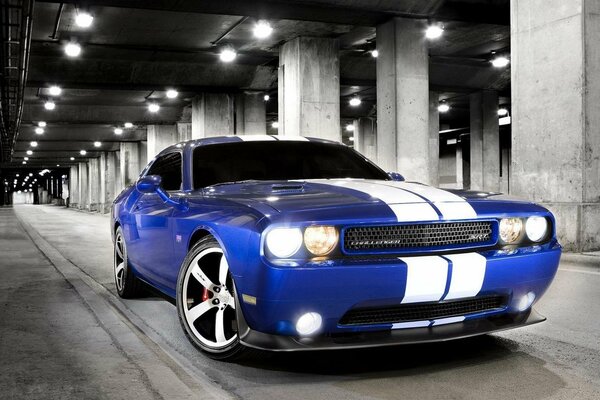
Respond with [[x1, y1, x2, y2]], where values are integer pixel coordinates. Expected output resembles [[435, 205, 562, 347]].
[[1, 205, 600, 400]]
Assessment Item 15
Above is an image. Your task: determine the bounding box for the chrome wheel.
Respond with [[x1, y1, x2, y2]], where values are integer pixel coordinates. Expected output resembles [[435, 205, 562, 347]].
[[114, 230, 126, 292], [182, 247, 237, 349]]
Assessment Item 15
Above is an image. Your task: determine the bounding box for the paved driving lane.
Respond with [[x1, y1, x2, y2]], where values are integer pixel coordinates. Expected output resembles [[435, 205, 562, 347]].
[[12, 205, 600, 400]]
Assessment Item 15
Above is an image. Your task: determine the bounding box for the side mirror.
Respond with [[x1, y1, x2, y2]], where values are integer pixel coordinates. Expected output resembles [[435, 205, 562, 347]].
[[388, 172, 405, 182], [136, 175, 161, 193]]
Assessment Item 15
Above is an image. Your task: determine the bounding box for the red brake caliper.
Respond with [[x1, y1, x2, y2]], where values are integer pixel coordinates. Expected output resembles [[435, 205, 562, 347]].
[[202, 287, 210, 302]]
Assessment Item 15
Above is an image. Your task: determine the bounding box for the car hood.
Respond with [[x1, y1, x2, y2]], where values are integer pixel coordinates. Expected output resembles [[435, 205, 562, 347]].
[[199, 179, 536, 217]]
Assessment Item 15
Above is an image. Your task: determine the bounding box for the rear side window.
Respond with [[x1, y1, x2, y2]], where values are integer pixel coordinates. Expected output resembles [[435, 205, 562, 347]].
[[147, 152, 182, 191]]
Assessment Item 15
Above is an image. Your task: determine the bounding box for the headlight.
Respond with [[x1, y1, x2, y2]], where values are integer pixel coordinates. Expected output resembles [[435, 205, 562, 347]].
[[304, 225, 338, 256], [526, 216, 548, 242], [265, 228, 303, 258], [499, 218, 523, 244]]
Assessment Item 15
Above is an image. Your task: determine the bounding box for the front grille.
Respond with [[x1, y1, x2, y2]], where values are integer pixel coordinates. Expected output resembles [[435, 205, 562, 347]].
[[343, 221, 493, 252], [339, 296, 507, 326]]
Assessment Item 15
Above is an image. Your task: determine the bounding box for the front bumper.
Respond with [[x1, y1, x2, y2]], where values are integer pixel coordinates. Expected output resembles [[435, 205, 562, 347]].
[[238, 308, 545, 351]]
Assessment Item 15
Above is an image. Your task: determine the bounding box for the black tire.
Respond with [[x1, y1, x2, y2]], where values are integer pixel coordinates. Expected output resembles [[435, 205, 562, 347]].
[[114, 226, 143, 298], [176, 236, 252, 361]]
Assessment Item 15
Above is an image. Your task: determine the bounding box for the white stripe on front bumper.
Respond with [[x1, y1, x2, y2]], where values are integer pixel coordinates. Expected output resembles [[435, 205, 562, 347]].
[[443, 253, 487, 300], [399, 255, 448, 303]]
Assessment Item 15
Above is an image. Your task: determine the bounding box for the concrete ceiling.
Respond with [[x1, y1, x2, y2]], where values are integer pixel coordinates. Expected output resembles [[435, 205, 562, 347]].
[[2, 0, 511, 175]]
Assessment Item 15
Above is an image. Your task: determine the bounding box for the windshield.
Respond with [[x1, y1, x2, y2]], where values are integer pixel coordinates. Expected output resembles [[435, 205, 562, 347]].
[[192, 141, 389, 188]]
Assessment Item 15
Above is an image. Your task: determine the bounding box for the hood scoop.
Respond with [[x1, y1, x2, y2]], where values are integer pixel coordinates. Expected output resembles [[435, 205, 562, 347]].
[[271, 183, 305, 193]]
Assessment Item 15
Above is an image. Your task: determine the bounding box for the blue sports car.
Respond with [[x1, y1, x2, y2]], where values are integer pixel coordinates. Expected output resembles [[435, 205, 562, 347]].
[[111, 135, 561, 360]]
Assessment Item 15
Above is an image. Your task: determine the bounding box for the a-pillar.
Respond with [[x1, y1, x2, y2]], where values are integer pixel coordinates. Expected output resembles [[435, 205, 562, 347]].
[[100, 152, 118, 213], [191, 94, 234, 138], [88, 158, 101, 212], [78, 162, 88, 210], [278, 37, 340, 140], [376, 18, 431, 182], [353, 118, 377, 162], [511, 0, 600, 251], [469, 90, 500, 192], [147, 125, 177, 160], [120, 142, 143, 188], [235, 92, 266, 135], [69, 165, 78, 208]]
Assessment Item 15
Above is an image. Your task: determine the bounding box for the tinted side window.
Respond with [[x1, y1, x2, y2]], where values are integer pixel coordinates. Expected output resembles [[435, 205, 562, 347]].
[[147, 152, 182, 191]]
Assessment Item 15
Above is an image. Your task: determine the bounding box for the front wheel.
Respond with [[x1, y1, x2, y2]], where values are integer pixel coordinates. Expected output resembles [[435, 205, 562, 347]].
[[114, 226, 143, 298], [176, 236, 250, 360]]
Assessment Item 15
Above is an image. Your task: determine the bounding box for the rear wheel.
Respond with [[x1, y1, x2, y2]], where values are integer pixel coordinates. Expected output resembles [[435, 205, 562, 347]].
[[114, 227, 143, 298], [176, 236, 250, 360]]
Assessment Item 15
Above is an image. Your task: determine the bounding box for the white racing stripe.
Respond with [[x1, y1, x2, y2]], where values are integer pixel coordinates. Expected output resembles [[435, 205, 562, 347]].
[[388, 181, 477, 220], [443, 253, 487, 300], [432, 316, 465, 326], [391, 320, 430, 330], [399, 256, 448, 303], [237, 135, 277, 141], [321, 179, 439, 222], [275, 135, 310, 141]]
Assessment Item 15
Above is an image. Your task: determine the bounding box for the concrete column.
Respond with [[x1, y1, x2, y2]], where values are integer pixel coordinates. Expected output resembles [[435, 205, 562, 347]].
[[511, 0, 600, 251], [429, 91, 440, 187], [120, 142, 142, 187], [77, 162, 88, 210], [177, 122, 192, 142], [470, 91, 500, 192], [88, 158, 101, 212], [278, 37, 340, 140], [100, 152, 118, 213], [456, 141, 464, 190], [376, 18, 430, 181], [191, 94, 234, 138], [353, 118, 377, 162], [147, 125, 177, 160], [235, 93, 266, 135], [69, 165, 78, 208]]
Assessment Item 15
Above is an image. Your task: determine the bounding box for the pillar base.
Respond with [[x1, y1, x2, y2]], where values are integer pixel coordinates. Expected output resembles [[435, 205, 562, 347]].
[[543, 202, 600, 252]]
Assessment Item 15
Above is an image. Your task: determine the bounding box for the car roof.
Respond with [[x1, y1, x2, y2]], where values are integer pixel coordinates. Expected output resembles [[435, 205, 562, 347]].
[[158, 135, 343, 156]]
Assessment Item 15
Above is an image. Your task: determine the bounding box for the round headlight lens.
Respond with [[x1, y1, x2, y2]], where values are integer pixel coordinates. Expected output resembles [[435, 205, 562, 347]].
[[499, 218, 523, 244], [266, 228, 303, 258], [526, 216, 548, 242], [304, 225, 338, 256]]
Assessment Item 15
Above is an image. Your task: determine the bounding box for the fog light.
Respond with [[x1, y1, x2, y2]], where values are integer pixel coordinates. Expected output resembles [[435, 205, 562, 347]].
[[517, 292, 536, 311], [296, 312, 322, 336]]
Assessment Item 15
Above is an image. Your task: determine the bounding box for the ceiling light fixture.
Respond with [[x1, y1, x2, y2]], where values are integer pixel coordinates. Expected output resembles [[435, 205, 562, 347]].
[[56, 164, 60, 167], [371, 49, 379, 58], [64, 42, 82, 57], [349, 137, 355, 142], [38, 121, 46, 127], [272, 121, 279, 128], [498, 108, 509, 116], [425, 24, 444, 39], [124, 122, 133, 128], [22, 161, 26, 165], [491, 54, 510, 68], [30, 141, 38, 147], [24, 157, 29, 161], [253, 20, 273, 39], [26, 150, 33, 155], [349, 97, 361, 107], [80, 150, 87, 156], [263, 94, 270, 101], [438, 102, 450, 113], [75, 12, 94, 28], [166, 89, 178, 98], [44, 101, 56, 110], [94, 141, 101, 147], [219, 47, 237, 62], [114, 127, 123, 135], [346, 124, 355, 132], [48, 86, 62, 96], [148, 103, 160, 113], [35, 127, 44, 135], [70, 157, 75, 161]]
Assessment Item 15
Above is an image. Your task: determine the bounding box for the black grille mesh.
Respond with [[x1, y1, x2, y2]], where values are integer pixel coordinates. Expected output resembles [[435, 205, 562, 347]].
[[343, 221, 493, 252], [339, 296, 507, 326]]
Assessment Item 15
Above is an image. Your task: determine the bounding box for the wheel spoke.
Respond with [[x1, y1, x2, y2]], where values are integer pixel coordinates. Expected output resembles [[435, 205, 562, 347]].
[[215, 308, 226, 343], [218, 255, 228, 286], [190, 263, 213, 288], [115, 239, 124, 259], [115, 262, 124, 276], [187, 299, 215, 322]]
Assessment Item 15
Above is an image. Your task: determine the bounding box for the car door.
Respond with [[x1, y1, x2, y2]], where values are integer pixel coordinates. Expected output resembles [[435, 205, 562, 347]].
[[129, 151, 182, 290]]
